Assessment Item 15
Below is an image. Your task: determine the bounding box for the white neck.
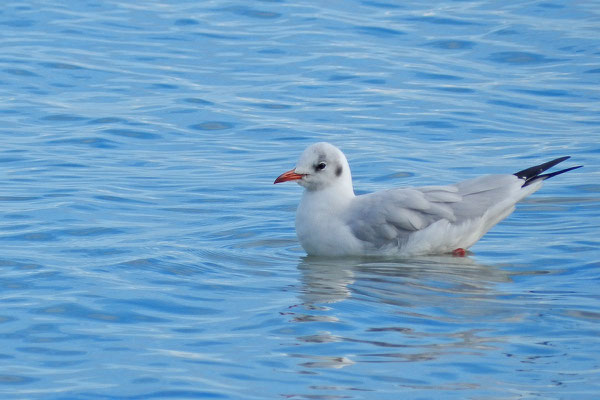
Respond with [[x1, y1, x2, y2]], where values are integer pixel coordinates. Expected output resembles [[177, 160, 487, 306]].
[[295, 173, 357, 256], [300, 174, 355, 214]]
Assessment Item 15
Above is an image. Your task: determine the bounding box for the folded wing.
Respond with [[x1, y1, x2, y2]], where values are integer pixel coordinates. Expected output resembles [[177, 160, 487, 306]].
[[347, 174, 527, 252]]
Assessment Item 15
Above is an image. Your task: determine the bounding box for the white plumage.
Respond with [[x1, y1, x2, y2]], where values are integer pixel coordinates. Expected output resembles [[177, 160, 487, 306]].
[[274, 142, 580, 257]]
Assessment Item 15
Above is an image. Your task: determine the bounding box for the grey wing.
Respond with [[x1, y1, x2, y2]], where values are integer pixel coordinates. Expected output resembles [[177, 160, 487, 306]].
[[451, 174, 525, 220], [347, 186, 461, 248], [347, 174, 522, 249]]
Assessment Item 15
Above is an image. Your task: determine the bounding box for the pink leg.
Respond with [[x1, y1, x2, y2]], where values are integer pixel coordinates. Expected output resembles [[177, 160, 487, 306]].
[[452, 248, 466, 257]]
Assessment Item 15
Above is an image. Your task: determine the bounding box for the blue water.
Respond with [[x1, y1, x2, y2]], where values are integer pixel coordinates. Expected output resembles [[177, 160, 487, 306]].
[[1, 1, 599, 399]]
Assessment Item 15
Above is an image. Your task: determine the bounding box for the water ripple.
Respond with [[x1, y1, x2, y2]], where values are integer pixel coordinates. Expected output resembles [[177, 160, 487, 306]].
[[0, 0, 598, 399], [488, 51, 561, 65]]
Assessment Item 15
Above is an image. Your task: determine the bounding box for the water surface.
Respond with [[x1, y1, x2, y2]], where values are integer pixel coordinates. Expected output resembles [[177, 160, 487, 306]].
[[1, 1, 599, 399]]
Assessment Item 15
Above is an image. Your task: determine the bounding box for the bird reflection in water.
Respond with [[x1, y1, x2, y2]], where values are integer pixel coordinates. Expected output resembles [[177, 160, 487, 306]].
[[283, 255, 525, 371]]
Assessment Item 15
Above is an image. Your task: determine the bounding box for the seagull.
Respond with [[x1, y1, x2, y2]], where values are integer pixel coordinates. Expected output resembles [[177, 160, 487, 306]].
[[274, 142, 581, 257]]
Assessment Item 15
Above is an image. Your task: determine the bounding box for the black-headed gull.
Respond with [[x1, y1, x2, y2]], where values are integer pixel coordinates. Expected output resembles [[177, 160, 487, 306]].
[[274, 142, 581, 257]]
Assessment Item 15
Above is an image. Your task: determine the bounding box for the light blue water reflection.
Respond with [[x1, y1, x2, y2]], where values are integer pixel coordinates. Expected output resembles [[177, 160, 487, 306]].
[[1, 0, 599, 399]]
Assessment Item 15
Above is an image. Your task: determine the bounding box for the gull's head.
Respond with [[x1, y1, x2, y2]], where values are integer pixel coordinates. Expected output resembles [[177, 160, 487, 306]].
[[274, 142, 352, 192]]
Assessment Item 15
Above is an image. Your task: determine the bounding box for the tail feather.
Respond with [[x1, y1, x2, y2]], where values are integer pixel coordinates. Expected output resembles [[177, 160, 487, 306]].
[[514, 156, 582, 187]]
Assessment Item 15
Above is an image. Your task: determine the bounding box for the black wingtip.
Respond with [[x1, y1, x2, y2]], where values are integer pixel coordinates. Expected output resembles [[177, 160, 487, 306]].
[[514, 156, 582, 187], [534, 165, 583, 182]]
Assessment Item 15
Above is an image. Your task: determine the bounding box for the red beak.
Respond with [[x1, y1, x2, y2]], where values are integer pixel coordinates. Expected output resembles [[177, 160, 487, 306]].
[[274, 169, 303, 184]]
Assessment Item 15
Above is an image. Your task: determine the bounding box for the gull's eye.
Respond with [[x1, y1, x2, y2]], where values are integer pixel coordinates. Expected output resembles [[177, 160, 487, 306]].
[[316, 162, 327, 171]]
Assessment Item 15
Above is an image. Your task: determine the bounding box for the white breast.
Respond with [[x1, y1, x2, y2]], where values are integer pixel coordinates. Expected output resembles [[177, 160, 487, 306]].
[[295, 188, 362, 256]]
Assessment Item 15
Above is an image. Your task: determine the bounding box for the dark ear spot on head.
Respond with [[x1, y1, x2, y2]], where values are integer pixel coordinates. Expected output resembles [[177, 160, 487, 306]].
[[335, 165, 343, 177]]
